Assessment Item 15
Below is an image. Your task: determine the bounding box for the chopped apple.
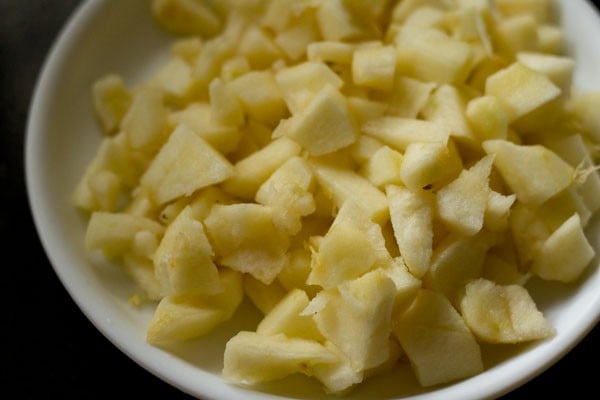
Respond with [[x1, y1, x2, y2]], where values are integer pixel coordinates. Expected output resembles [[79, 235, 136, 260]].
[[204, 203, 290, 285], [485, 62, 561, 122], [393, 289, 483, 387], [352, 44, 397, 91], [140, 124, 234, 205], [208, 77, 244, 127], [279, 84, 359, 156], [223, 331, 337, 385], [228, 70, 287, 126], [360, 145, 404, 188], [92, 74, 132, 135], [400, 140, 463, 191], [387, 185, 434, 278], [121, 86, 168, 152], [154, 207, 221, 296], [460, 278, 554, 343], [362, 117, 450, 151], [382, 76, 436, 118], [436, 155, 494, 236], [532, 213, 595, 283], [482, 139, 574, 205], [466, 95, 509, 142], [243, 274, 287, 315], [151, 0, 222, 37]]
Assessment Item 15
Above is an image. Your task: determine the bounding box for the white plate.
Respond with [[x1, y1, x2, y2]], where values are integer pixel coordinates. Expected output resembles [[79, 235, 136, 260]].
[[25, 1, 600, 399]]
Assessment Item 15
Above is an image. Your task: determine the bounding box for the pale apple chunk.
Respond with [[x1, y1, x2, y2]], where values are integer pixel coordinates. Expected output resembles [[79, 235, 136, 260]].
[[275, 15, 321, 61], [509, 203, 550, 267], [311, 342, 363, 394], [154, 207, 221, 296], [140, 124, 234, 205], [537, 24, 564, 54], [146, 268, 243, 345], [238, 24, 283, 70], [307, 269, 397, 372], [516, 52, 575, 92], [466, 95, 509, 142], [86, 170, 122, 212], [151, 0, 222, 37], [382, 258, 422, 317], [307, 41, 355, 64], [436, 155, 494, 236], [351, 135, 385, 164], [424, 231, 496, 303], [569, 92, 600, 143], [121, 86, 168, 152], [151, 56, 194, 101], [495, 0, 552, 23], [493, 15, 539, 57], [460, 278, 554, 343], [422, 84, 477, 146], [223, 332, 337, 386], [383, 76, 436, 118], [532, 213, 595, 283], [536, 188, 591, 231], [347, 97, 388, 126], [352, 44, 397, 91], [204, 203, 290, 285], [85, 212, 164, 257], [208, 78, 244, 128], [484, 191, 516, 232], [362, 117, 450, 152], [482, 253, 530, 286], [122, 253, 163, 301], [310, 160, 389, 223], [257, 289, 323, 341], [482, 139, 574, 205], [400, 140, 463, 191], [387, 185, 434, 278], [243, 274, 287, 315], [275, 61, 344, 115], [394, 26, 474, 84], [222, 137, 301, 200], [255, 156, 316, 234], [280, 85, 359, 156], [485, 63, 561, 122], [393, 289, 483, 387], [308, 219, 378, 289], [168, 103, 242, 154], [316, 0, 377, 42], [228, 70, 287, 126], [360, 145, 404, 188], [92, 74, 132, 135]]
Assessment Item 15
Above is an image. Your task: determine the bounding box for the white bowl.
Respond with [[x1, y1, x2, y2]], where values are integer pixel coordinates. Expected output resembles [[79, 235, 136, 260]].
[[26, 1, 600, 399]]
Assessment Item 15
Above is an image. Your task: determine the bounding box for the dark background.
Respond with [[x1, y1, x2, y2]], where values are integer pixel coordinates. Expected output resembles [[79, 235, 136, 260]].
[[3, 1, 600, 398]]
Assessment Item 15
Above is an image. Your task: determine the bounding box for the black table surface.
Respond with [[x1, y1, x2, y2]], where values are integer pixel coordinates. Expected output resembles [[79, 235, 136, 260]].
[[3, 1, 600, 398]]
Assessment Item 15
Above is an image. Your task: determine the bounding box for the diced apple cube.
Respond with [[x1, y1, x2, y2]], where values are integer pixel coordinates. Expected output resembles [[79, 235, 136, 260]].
[[387, 185, 434, 278], [394, 26, 474, 84], [275, 14, 321, 61], [223, 332, 337, 385], [316, 0, 377, 42], [383, 76, 437, 118], [466, 95, 509, 142], [140, 124, 234, 205], [393, 289, 483, 387], [154, 207, 221, 296], [460, 278, 554, 343], [208, 78, 244, 127], [400, 140, 463, 191], [532, 213, 595, 283], [121, 86, 168, 152], [362, 117, 450, 151], [310, 160, 389, 224], [238, 24, 283, 69], [352, 44, 397, 91], [360, 146, 404, 188], [279, 85, 359, 156], [151, 0, 222, 37], [122, 253, 163, 301], [275, 61, 344, 114], [92, 74, 132, 134], [307, 41, 355, 64], [146, 268, 243, 344], [228, 70, 287, 126], [204, 203, 290, 285], [151, 56, 194, 101], [493, 15, 539, 56], [436, 155, 494, 236], [485, 62, 561, 122], [484, 191, 516, 232], [243, 274, 287, 315], [482, 139, 574, 205], [516, 52, 575, 92], [222, 137, 301, 200]]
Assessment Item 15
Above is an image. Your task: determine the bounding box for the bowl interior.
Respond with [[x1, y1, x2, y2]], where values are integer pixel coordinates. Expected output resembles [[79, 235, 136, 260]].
[[26, 0, 600, 399]]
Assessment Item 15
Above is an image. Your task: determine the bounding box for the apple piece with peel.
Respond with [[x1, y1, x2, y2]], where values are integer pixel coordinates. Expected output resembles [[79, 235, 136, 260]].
[[222, 332, 338, 385], [146, 268, 243, 345], [387, 185, 434, 279], [154, 206, 221, 297], [532, 213, 595, 283], [460, 278, 554, 343], [393, 289, 483, 387], [436, 155, 494, 236], [140, 124, 234, 205], [204, 203, 290, 285], [482, 139, 574, 206]]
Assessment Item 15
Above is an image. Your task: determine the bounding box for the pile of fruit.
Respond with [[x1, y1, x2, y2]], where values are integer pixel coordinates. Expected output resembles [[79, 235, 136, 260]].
[[74, 0, 600, 395]]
